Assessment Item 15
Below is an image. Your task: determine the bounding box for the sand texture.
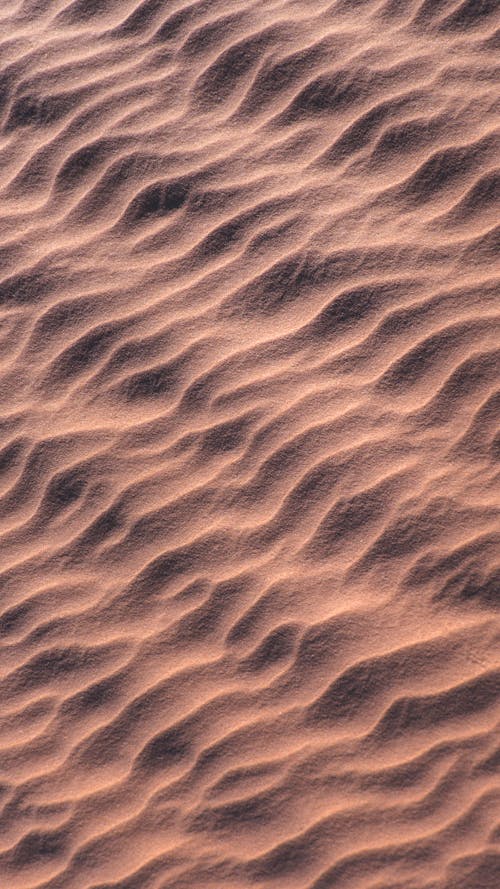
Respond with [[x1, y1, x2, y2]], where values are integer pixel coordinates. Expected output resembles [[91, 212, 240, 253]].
[[0, 0, 499, 887]]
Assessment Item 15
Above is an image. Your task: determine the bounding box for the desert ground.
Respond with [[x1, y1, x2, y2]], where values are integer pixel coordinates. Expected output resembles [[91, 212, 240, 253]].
[[0, 1, 499, 887]]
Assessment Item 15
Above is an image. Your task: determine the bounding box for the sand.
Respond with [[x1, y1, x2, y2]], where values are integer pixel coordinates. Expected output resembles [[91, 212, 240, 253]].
[[0, 1, 499, 887]]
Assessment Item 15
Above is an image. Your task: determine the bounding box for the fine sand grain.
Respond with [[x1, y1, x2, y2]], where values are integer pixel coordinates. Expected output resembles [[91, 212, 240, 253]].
[[0, 1, 499, 887]]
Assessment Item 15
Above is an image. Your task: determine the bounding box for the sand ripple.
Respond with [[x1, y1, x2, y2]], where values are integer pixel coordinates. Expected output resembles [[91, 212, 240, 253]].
[[0, 0, 499, 887]]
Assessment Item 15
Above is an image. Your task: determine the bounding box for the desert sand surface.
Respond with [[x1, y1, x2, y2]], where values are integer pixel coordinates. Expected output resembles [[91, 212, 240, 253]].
[[0, 1, 499, 887]]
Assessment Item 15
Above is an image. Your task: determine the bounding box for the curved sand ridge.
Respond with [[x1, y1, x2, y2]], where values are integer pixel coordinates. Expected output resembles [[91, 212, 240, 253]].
[[0, 1, 499, 887]]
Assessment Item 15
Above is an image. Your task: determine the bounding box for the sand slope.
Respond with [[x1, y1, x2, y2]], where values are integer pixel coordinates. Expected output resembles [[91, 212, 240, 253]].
[[0, 0, 499, 887]]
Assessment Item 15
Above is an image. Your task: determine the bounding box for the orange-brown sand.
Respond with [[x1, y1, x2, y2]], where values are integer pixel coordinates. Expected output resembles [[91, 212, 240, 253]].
[[0, 1, 499, 887]]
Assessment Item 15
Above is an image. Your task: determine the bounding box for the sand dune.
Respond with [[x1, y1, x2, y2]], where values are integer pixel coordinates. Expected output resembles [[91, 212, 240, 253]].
[[0, 0, 499, 887]]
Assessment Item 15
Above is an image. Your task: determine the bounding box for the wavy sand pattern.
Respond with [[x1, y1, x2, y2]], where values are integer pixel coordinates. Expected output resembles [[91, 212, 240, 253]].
[[0, 1, 499, 887]]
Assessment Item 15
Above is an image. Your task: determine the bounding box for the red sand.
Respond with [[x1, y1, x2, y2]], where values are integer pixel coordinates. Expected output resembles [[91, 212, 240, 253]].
[[0, 1, 499, 887]]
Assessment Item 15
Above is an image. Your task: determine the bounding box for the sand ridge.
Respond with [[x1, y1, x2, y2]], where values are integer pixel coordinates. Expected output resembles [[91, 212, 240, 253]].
[[0, 0, 499, 887]]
